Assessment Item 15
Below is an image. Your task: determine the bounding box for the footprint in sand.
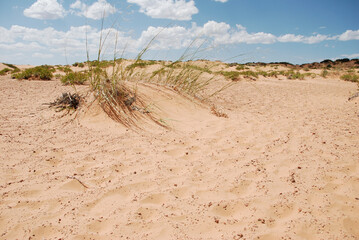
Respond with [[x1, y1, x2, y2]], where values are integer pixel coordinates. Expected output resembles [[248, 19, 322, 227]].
[[343, 217, 359, 238], [210, 201, 250, 218], [86, 219, 113, 234], [82, 187, 131, 216], [140, 193, 167, 205], [267, 202, 295, 219]]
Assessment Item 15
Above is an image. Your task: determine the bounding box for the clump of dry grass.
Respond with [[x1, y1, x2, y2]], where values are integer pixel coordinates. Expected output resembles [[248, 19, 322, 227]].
[[61, 16, 233, 128], [83, 18, 169, 128], [49, 92, 81, 111]]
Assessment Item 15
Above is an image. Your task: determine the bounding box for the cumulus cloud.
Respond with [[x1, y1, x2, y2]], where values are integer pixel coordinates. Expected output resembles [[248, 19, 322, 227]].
[[32, 52, 54, 58], [0, 42, 43, 51], [127, 0, 198, 20], [278, 34, 305, 43], [338, 30, 359, 41], [138, 25, 194, 50], [24, 0, 66, 20], [278, 34, 330, 44], [70, 0, 117, 20], [0, 27, 15, 43], [341, 53, 359, 59], [2, 21, 359, 65]]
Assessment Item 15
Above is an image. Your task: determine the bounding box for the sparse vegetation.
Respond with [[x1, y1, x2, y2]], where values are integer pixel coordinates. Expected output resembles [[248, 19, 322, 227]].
[[3, 63, 20, 73], [218, 71, 240, 80], [0, 68, 12, 75], [235, 65, 246, 71], [126, 60, 156, 70], [57, 66, 73, 73], [340, 73, 359, 82], [321, 69, 329, 78], [12, 65, 54, 80], [72, 62, 85, 68], [61, 71, 88, 85]]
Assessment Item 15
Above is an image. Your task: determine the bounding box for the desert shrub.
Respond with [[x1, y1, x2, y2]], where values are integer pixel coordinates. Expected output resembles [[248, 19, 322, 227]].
[[235, 65, 245, 71], [0, 68, 12, 75], [218, 71, 240, 80], [54, 73, 62, 79], [11, 68, 20, 73], [226, 63, 239, 67], [61, 72, 88, 85], [321, 69, 329, 78], [279, 70, 305, 80], [186, 64, 212, 74], [238, 70, 259, 78], [340, 73, 359, 82], [3, 63, 17, 69], [12, 65, 54, 80], [72, 62, 85, 68], [57, 66, 73, 73], [88, 60, 113, 68], [266, 71, 279, 77], [3, 63, 20, 73], [126, 60, 156, 70]]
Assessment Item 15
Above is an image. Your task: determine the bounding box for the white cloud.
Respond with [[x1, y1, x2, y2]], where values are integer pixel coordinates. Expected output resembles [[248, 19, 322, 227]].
[[338, 30, 359, 41], [127, 0, 198, 20], [278, 34, 305, 43], [32, 52, 54, 58], [0, 27, 15, 43], [231, 30, 277, 44], [214, 0, 228, 2], [24, 0, 66, 20], [278, 33, 330, 44], [137, 25, 195, 50], [303, 34, 329, 44], [193, 21, 277, 45], [70, 0, 117, 20], [2, 21, 359, 65], [341, 53, 359, 59], [0, 42, 43, 51]]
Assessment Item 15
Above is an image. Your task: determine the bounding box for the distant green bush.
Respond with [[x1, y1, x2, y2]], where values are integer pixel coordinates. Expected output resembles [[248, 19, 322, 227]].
[[219, 71, 240, 80], [239, 70, 259, 78], [126, 60, 156, 70], [0, 68, 12, 75], [88, 60, 113, 68], [185, 64, 212, 74], [3, 63, 20, 73], [340, 73, 359, 82], [61, 72, 88, 85], [235, 65, 246, 71], [321, 69, 329, 78], [72, 62, 85, 68], [12, 65, 54, 80], [57, 66, 73, 73]]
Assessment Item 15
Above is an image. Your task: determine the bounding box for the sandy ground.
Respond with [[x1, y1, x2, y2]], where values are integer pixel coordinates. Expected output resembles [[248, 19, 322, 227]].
[[0, 73, 359, 240]]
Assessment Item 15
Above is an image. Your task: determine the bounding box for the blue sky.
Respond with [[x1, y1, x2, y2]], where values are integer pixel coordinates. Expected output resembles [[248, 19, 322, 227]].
[[0, 0, 358, 65]]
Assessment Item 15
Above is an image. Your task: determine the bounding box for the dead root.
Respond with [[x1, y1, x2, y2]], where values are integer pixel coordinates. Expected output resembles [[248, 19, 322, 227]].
[[48, 92, 81, 111]]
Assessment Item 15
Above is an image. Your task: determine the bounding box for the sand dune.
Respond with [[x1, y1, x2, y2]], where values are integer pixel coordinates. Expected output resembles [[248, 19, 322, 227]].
[[0, 71, 358, 239]]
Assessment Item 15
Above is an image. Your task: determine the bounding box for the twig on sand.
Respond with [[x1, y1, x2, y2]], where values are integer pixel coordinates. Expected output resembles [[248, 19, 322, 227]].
[[348, 92, 359, 101], [66, 175, 89, 188]]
